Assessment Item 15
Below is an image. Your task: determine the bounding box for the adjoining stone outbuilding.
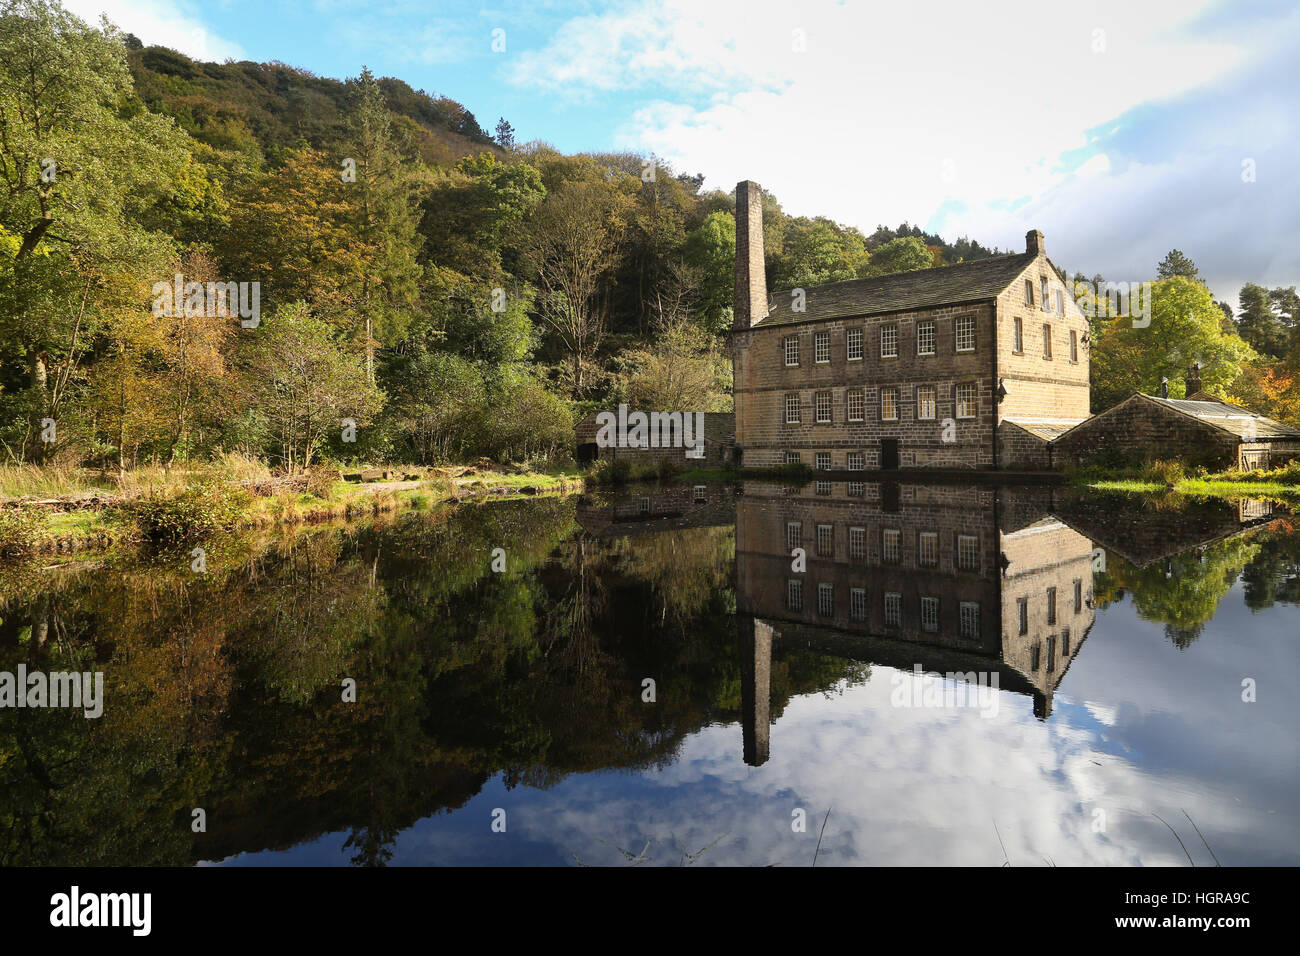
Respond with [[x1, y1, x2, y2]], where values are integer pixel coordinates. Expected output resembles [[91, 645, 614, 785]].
[[1051, 391, 1300, 471], [574, 410, 734, 467], [729, 180, 1090, 471]]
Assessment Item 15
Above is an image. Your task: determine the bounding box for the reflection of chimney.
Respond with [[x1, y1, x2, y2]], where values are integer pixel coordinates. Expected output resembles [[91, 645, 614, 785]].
[[1159, 377, 1169, 399], [1186, 362, 1202, 396], [1026, 229, 1044, 256], [734, 181, 768, 330], [740, 616, 772, 766]]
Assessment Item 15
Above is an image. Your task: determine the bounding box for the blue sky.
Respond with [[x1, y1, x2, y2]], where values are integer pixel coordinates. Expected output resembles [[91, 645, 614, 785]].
[[67, 0, 1299, 303]]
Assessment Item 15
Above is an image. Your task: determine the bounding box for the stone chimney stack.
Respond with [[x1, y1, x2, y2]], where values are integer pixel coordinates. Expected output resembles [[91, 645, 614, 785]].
[[1186, 362, 1202, 396], [1026, 229, 1044, 256], [1159, 377, 1169, 399], [734, 181, 768, 329]]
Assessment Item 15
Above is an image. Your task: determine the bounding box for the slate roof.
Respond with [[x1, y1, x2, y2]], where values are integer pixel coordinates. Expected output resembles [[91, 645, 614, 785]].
[[1002, 419, 1088, 442], [1144, 394, 1300, 441], [752, 252, 1037, 328]]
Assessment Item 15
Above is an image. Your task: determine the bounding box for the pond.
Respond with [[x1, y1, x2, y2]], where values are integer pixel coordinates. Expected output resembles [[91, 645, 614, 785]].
[[1, 481, 1296, 866]]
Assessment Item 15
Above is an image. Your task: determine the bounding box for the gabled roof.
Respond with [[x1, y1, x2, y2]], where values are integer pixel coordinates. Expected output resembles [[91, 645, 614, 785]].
[[1143, 394, 1300, 441], [752, 252, 1038, 328], [1002, 418, 1089, 442]]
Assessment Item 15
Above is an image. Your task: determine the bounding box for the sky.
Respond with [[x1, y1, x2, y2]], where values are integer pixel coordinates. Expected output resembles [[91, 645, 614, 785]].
[[63, 0, 1300, 306]]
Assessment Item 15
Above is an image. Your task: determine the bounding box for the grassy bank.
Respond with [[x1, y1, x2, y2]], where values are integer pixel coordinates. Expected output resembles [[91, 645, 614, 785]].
[[1, 461, 584, 559], [1074, 460, 1300, 499]]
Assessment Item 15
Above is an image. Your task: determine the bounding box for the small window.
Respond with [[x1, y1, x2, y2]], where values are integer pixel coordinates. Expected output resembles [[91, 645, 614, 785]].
[[1042, 324, 1052, 359], [917, 320, 936, 356], [956, 534, 979, 571], [1046, 586, 1057, 625], [1055, 290, 1064, 315], [693, 485, 707, 502], [847, 388, 865, 422], [884, 592, 901, 626], [881, 386, 899, 421], [785, 450, 801, 464], [917, 385, 936, 420], [1073, 579, 1082, 613], [816, 524, 833, 556], [815, 390, 832, 423], [1046, 634, 1056, 672], [1030, 642, 1041, 670], [847, 451, 865, 471], [880, 324, 898, 358], [1040, 278, 1049, 311], [787, 579, 803, 611], [882, 528, 901, 563], [639, 498, 650, 513], [955, 383, 977, 419], [1018, 597, 1028, 635], [1061, 627, 1071, 656], [784, 336, 799, 366], [955, 314, 975, 352], [846, 327, 863, 361], [849, 526, 866, 559], [850, 588, 867, 622], [959, 602, 980, 640], [920, 596, 939, 633], [815, 480, 832, 495], [815, 452, 831, 471], [814, 330, 830, 364], [1013, 316, 1023, 353], [847, 481, 865, 497], [1070, 330, 1078, 363], [1024, 279, 1034, 305], [786, 521, 802, 552], [918, 531, 938, 568], [815, 582, 833, 616], [785, 394, 800, 424]]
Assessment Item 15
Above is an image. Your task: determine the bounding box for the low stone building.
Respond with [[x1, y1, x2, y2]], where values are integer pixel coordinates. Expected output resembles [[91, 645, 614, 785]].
[[1051, 390, 1300, 471], [574, 410, 734, 467]]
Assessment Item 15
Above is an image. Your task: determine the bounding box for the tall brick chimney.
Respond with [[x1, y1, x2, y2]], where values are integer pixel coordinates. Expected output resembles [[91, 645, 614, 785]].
[[1026, 229, 1044, 256], [1186, 362, 1202, 396], [734, 181, 768, 329]]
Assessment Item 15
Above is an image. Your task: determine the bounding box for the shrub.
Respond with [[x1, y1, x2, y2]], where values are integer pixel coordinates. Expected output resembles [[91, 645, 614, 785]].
[[0, 508, 41, 557], [304, 464, 340, 498], [654, 456, 684, 480], [1140, 459, 1186, 486], [591, 457, 632, 485], [122, 484, 251, 543]]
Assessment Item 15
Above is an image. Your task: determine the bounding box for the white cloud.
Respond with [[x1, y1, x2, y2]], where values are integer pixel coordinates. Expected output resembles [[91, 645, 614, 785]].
[[63, 0, 245, 61], [509, 0, 1298, 293]]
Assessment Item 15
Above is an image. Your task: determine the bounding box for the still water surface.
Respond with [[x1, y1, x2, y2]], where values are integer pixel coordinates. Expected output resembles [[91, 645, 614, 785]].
[[1, 481, 1296, 866]]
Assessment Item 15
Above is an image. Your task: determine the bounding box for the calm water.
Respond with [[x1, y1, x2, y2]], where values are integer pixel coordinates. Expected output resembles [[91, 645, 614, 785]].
[[1, 482, 1296, 866]]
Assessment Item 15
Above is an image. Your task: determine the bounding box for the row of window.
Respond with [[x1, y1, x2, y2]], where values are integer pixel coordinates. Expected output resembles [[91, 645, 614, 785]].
[[1029, 629, 1072, 673], [1025, 278, 1067, 316], [787, 523, 981, 570], [785, 383, 978, 425], [784, 316, 976, 367], [1015, 581, 1086, 634], [781, 311, 1077, 367], [786, 580, 981, 639], [1012, 317, 1079, 362]]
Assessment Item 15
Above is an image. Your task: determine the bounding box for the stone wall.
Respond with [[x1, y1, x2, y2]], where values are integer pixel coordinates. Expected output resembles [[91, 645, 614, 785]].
[[732, 302, 997, 469], [998, 422, 1052, 470], [575, 411, 734, 467]]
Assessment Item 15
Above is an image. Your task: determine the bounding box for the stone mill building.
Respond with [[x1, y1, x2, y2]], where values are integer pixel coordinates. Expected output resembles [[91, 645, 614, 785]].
[[729, 180, 1091, 471]]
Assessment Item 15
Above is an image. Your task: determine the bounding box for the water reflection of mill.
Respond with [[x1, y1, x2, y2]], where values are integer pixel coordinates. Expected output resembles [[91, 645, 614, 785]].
[[579, 481, 1282, 766]]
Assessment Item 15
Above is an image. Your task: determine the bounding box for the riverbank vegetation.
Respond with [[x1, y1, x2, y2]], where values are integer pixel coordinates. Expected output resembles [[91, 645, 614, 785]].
[[3, 0, 1299, 531]]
